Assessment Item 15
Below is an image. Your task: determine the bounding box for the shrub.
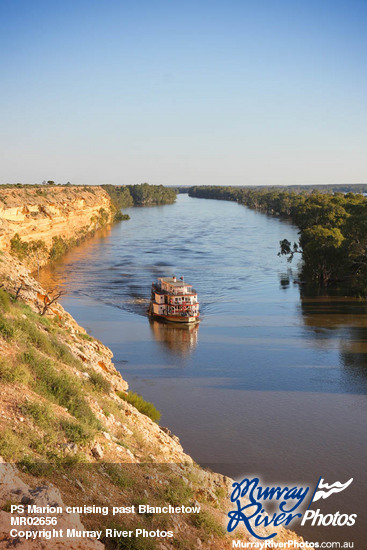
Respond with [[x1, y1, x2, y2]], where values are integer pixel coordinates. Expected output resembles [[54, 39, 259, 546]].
[[21, 349, 100, 429], [10, 233, 29, 260], [164, 477, 193, 506], [51, 340, 80, 367], [0, 316, 15, 339], [15, 317, 80, 367], [190, 511, 226, 537], [0, 288, 11, 312], [113, 211, 130, 222], [88, 371, 111, 393], [28, 431, 58, 455], [0, 430, 24, 460], [49, 236, 68, 261], [79, 332, 94, 342], [18, 455, 54, 476], [116, 391, 161, 423], [10, 234, 46, 262], [20, 401, 55, 429], [21, 307, 54, 329], [15, 317, 53, 354], [0, 359, 30, 384], [18, 302, 34, 316], [98, 207, 110, 225], [59, 452, 88, 467], [60, 420, 94, 444], [104, 464, 133, 489]]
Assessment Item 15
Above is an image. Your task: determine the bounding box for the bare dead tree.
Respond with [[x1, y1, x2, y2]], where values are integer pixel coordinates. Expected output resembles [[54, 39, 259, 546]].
[[39, 288, 65, 316], [14, 284, 24, 300]]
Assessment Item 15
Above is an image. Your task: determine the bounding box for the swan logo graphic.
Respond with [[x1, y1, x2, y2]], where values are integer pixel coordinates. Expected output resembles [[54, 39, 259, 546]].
[[310, 477, 353, 504]]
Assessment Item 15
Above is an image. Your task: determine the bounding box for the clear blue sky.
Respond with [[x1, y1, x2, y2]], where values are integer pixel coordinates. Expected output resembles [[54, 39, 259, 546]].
[[1, 0, 366, 186]]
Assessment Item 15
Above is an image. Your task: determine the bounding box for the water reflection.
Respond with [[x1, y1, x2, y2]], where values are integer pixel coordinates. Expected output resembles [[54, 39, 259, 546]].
[[299, 292, 367, 392], [149, 319, 199, 356], [279, 274, 291, 289], [36, 225, 113, 294]]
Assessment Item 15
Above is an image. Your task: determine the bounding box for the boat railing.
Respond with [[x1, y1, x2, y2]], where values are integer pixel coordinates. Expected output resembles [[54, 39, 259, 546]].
[[153, 284, 197, 296]]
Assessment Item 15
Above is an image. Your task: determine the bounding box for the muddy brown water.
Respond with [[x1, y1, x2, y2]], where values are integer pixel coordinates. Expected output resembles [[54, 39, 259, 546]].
[[38, 194, 367, 547]]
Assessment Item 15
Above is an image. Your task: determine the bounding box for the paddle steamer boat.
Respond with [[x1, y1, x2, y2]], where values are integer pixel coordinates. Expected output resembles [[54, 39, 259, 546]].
[[149, 276, 200, 324]]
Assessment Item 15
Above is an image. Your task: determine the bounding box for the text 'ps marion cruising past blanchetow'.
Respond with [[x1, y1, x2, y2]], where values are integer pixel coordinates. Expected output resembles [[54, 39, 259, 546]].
[[149, 276, 200, 324]]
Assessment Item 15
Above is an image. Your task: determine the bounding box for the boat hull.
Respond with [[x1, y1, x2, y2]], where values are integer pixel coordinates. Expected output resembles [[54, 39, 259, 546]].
[[149, 312, 200, 324]]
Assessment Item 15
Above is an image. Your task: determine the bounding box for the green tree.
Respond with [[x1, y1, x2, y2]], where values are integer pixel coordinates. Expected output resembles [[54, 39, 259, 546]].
[[300, 226, 344, 283]]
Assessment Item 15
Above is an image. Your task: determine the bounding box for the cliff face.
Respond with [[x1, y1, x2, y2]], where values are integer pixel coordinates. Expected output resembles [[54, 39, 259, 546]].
[[0, 186, 113, 268]]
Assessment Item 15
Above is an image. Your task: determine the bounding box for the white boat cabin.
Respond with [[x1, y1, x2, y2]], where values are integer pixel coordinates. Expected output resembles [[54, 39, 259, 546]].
[[150, 276, 200, 320]]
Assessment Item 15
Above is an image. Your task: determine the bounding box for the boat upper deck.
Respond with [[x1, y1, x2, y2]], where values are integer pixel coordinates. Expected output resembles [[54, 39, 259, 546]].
[[159, 277, 192, 287], [153, 283, 197, 296], [154, 277, 197, 296]]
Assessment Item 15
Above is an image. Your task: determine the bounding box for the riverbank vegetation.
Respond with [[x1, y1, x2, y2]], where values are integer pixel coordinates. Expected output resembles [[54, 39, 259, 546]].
[[116, 391, 161, 423], [189, 186, 367, 296], [186, 183, 367, 195], [102, 183, 177, 222], [103, 183, 177, 209]]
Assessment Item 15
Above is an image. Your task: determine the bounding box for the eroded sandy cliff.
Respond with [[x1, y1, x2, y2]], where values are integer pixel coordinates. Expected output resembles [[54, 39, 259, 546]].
[[0, 186, 113, 269]]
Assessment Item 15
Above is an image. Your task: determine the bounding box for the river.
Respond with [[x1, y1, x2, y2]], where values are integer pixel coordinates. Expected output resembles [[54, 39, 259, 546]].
[[38, 194, 367, 546]]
